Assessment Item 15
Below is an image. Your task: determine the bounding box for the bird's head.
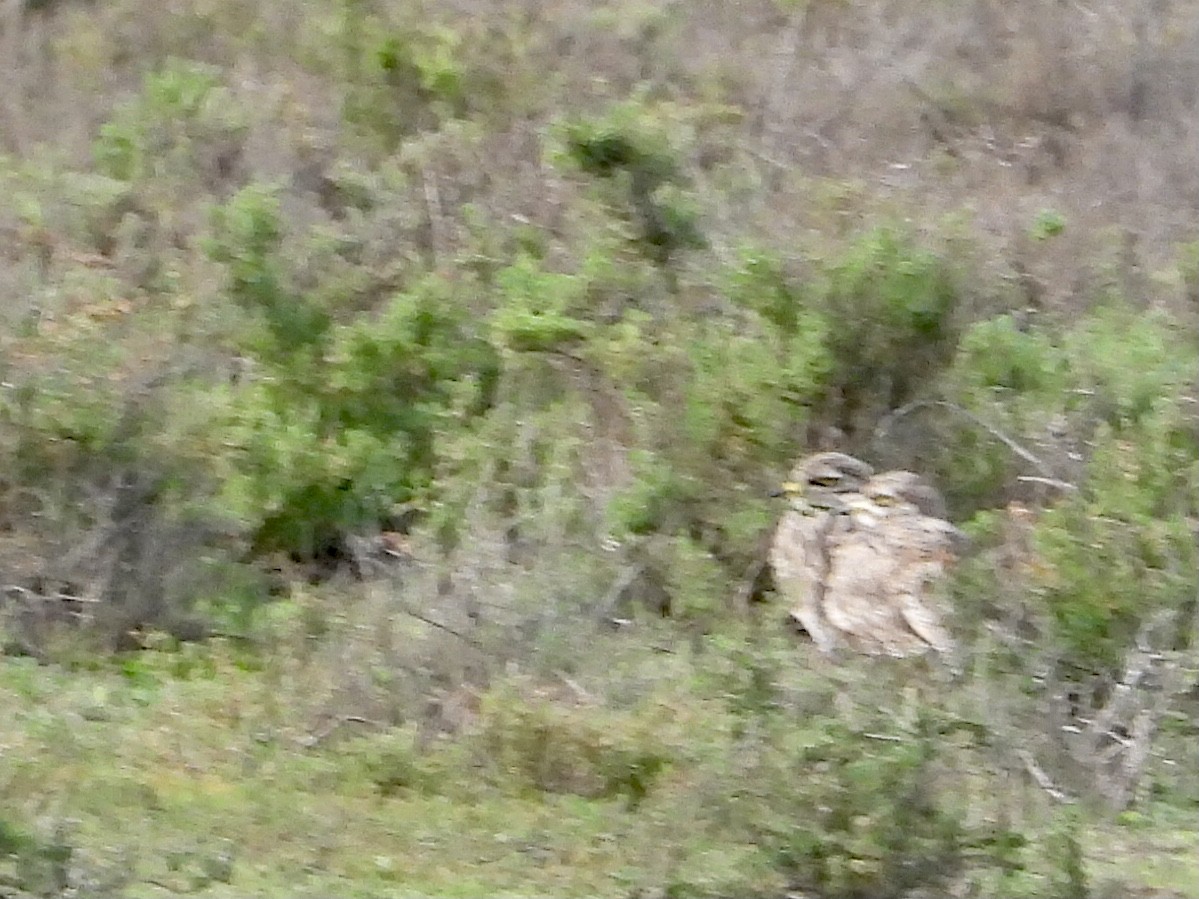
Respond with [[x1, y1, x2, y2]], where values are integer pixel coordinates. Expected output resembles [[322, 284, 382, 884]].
[[771, 452, 874, 514], [861, 470, 947, 519]]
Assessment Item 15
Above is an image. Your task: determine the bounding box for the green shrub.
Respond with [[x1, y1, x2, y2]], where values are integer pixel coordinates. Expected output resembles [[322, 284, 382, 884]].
[[813, 224, 963, 437], [196, 189, 501, 557], [205, 185, 331, 364], [340, 730, 448, 798], [0, 817, 73, 897], [929, 314, 1071, 511], [609, 451, 692, 537], [955, 314, 1066, 395], [1062, 303, 1196, 432], [556, 100, 706, 264], [636, 640, 969, 899], [335, 4, 513, 154], [93, 59, 246, 187], [562, 245, 834, 621], [1029, 208, 1067, 242], [474, 679, 673, 808], [1054, 308, 1195, 673], [943, 301, 1198, 677], [201, 283, 496, 557], [490, 254, 590, 353], [766, 718, 963, 898], [1033, 442, 1197, 675]]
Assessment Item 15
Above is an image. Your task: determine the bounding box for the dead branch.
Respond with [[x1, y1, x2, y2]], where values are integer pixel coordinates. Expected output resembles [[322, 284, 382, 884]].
[[1016, 749, 1074, 804], [875, 399, 1078, 491], [1015, 475, 1079, 492], [421, 164, 449, 268], [298, 714, 383, 749], [347, 534, 481, 647], [1072, 610, 1184, 809], [594, 561, 646, 626]]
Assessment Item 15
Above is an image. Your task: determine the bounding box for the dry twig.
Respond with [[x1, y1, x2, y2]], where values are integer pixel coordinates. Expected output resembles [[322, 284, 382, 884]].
[[876, 399, 1078, 492]]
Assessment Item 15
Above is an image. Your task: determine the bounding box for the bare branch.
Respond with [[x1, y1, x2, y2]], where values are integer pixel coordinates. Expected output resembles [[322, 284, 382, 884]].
[[299, 714, 383, 749], [1016, 749, 1074, 804], [1015, 475, 1080, 493], [594, 561, 646, 626], [876, 399, 1077, 490], [399, 605, 481, 647]]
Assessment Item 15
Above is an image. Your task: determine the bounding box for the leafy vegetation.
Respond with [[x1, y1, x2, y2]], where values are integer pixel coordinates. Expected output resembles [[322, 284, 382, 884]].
[[1, 0, 1197, 896]]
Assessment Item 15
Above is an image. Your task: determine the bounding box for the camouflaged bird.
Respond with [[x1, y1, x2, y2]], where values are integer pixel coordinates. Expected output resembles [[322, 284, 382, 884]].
[[770, 453, 963, 658]]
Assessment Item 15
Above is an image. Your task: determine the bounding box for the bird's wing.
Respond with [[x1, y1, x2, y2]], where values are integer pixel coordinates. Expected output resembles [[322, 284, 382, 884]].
[[898, 592, 955, 653], [876, 514, 957, 654], [822, 522, 910, 655], [825, 511, 959, 657], [771, 511, 840, 653]]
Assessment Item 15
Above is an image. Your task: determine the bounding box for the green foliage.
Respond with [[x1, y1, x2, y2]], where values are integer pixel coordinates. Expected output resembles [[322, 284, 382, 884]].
[[1030, 208, 1067, 241], [1051, 311, 1195, 670], [1032, 443, 1197, 674], [774, 224, 966, 442], [558, 102, 681, 185], [591, 245, 832, 619], [934, 314, 1070, 509], [725, 246, 804, 333], [1047, 810, 1088, 899], [1063, 303, 1196, 432], [342, 27, 465, 149], [93, 59, 246, 185], [0, 817, 73, 897], [556, 100, 706, 264], [375, 26, 468, 114], [206, 185, 331, 362], [720, 247, 834, 410], [217, 295, 494, 555], [819, 225, 959, 397], [609, 451, 692, 536], [0, 815, 37, 859], [335, 4, 512, 154], [342, 730, 453, 798], [475, 680, 673, 807], [490, 255, 591, 352], [3, 3, 1199, 895], [197, 194, 501, 556], [767, 721, 963, 898], [664, 642, 969, 899], [4, 341, 128, 480], [943, 301, 1199, 675], [956, 314, 1066, 394], [682, 319, 828, 468]]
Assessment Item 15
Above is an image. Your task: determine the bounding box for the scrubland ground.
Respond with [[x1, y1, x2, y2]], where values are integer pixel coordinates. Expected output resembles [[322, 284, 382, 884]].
[[1, 0, 1197, 897]]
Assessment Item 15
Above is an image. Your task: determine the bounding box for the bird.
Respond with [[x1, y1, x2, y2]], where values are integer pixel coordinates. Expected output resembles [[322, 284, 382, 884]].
[[769, 452, 875, 653], [770, 453, 963, 658]]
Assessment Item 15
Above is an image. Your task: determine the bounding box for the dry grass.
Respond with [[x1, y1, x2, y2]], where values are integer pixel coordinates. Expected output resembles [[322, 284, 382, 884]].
[[3, 0, 1198, 318], [2, 632, 1197, 898]]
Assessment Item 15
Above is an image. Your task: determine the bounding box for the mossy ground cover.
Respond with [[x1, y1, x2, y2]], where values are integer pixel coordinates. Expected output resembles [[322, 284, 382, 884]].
[[3, 635, 1197, 899], [0, 646, 634, 898]]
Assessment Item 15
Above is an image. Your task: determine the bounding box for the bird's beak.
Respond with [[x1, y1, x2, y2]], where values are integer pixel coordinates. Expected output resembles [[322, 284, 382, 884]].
[[770, 481, 802, 498]]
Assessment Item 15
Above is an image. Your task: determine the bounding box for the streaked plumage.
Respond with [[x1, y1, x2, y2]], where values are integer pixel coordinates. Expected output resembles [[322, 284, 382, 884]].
[[770, 453, 962, 658]]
